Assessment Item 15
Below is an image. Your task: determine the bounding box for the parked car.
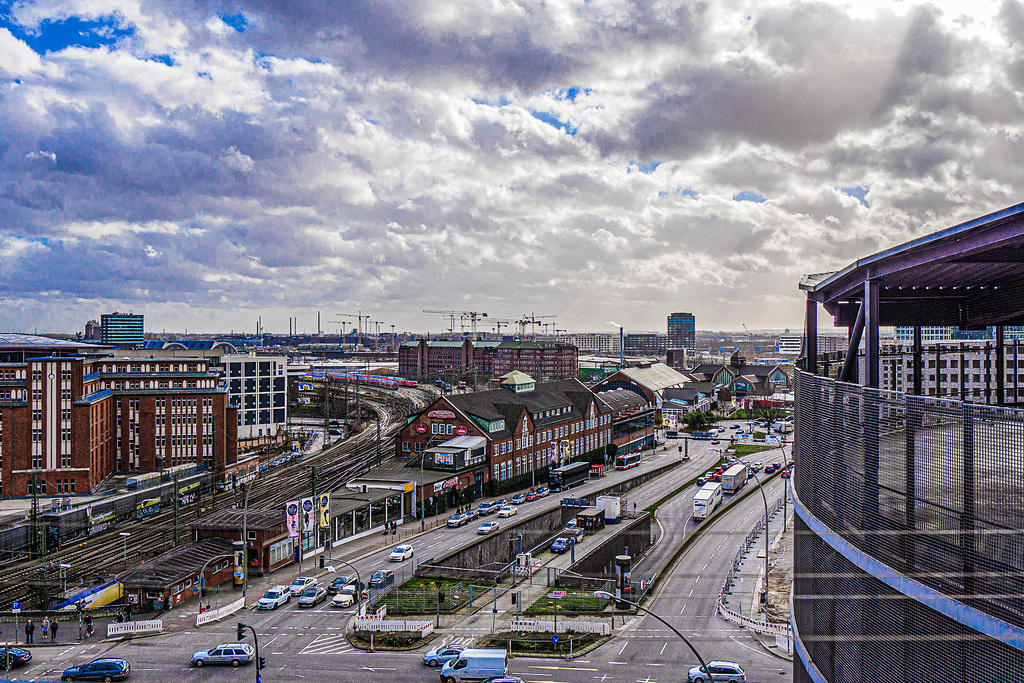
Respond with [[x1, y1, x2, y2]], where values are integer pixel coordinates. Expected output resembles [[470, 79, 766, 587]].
[[368, 569, 395, 589], [525, 491, 540, 502], [389, 544, 414, 561], [686, 660, 746, 682], [331, 591, 355, 608], [63, 658, 132, 681], [510, 494, 526, 505], [297, 585, 328, 607], [567, 526, 585, 541], [497, 506, 517, 518], [550, 537, 573, 553], [447, 513, 467, 528], [287, 576, 317, 597], [327, 576, 355, 595], [257, 585, 292, 610], [478, 520, 500, 534], [536, 487, 549, 497], [0, 646, 31, 668], [191, 643, 255, 668], [423, 643, 467, 667]]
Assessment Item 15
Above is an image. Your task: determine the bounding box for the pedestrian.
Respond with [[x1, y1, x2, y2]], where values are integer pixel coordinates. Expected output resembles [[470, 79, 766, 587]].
[[85, 615, 93, 639], [25, 619, 34, 644], [125, 604, 132, 621], [51, 619, 59, 642], [41, 616, 49, 641]]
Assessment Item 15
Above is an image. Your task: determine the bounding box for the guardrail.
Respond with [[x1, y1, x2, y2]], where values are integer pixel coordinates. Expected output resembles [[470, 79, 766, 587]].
[[716, 495, 793, 651], [196, 596, 246, 627], [354, 617, 433, 638], [510, 618, 609, 635], [107, 618, 163, 638]]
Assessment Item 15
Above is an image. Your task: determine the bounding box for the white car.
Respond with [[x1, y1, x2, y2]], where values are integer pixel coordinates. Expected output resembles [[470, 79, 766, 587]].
[[497, 506, 518, 518], [287, 576, 318, 597], [256, 585, 291, 610], [389, 544, 414, 562], [331, 592, 355, 608], [477, 521, 500, 534]]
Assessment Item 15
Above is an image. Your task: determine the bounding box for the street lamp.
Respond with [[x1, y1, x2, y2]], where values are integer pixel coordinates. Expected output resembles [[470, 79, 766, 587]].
[[119, 532, 130, 572], [592, 592, 711, 681], [197, 553, 234, 616], [747, 440, 786, 608]]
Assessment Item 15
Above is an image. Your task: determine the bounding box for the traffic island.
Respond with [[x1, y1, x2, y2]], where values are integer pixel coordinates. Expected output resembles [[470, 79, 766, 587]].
[[478, 630, 609, 658], [348, 629, 434, 651]]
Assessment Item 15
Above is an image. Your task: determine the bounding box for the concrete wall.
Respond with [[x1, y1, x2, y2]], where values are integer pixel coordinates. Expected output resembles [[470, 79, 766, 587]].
[[562, 513, 652, 580]]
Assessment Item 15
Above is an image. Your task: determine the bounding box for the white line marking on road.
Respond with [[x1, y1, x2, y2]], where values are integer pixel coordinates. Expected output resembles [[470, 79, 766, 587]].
[[617, 642, 628, 655], [659, 642, 667, 655], [608, 662, 626, 665], [680, 604, 686, 614], [688, 588, 694, 597]]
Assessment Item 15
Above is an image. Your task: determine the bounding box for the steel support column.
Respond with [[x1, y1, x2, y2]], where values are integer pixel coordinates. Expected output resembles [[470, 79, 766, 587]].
[[864, 279, 880, 388], [996, 326, 1005, 406], [913, 326, 923, 396], [806, 298, 818, 374], [839, 303, 865, 384]]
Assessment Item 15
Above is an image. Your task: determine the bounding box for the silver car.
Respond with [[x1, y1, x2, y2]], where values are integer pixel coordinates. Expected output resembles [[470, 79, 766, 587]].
[[686, 660, 745, 682], [191, 643, 255, 667], [423, 643, 466, 667]]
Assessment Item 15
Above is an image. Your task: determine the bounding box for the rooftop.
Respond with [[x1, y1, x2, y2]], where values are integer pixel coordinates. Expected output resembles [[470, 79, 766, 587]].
[[191, 508, 284, 531], [117, 537, 235, 588]]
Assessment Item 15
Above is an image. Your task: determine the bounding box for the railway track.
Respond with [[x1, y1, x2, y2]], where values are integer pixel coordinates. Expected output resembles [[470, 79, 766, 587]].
[[0, 386, 428, 610]]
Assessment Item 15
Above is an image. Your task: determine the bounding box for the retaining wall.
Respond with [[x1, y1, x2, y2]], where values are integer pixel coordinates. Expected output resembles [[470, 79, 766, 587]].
[[560, 513, 652, 581]]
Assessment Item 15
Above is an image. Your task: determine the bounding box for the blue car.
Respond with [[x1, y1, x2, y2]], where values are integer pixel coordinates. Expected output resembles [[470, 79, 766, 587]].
[[62, 658, 131, 681], [551, 537, 573, 554], [423, 643, 466, 667]]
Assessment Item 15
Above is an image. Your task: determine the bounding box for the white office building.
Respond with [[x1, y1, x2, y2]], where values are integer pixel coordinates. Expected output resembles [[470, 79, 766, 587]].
[[223, 355, 288, 438]]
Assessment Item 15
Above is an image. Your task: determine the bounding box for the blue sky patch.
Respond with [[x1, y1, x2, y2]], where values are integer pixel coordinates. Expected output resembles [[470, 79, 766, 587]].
[[531, 111, 578, 136], [658, 188, 698, 199], [733, 191, 767, 203], [472, 95, 512, 107], [629, 160, 661, 174], [218, 13, 248, 32], [839, 185, 870, 208], [2, 13, 134, 54], [546, 86, 592, 102], [150, 54, 173, 66]]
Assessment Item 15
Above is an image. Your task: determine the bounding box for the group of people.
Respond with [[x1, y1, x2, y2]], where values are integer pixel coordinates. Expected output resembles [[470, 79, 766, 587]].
[[20, 617, 59, 644], [382, 520, 398, 535]]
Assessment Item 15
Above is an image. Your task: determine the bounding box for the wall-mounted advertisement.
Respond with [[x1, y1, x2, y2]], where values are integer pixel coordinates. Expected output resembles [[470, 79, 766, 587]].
[[286, 501, 300, 538]]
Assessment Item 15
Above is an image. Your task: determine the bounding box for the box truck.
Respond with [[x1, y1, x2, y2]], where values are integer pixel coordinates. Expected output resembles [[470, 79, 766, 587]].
[[693, 482, 723, 521], [721, 463, 749, 493]]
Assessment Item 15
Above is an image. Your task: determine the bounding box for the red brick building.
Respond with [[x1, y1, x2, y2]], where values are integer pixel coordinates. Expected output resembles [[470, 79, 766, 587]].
[[398, 339, 578, 382], [395, 373, 612, 509], [0, 334, 237, 497]]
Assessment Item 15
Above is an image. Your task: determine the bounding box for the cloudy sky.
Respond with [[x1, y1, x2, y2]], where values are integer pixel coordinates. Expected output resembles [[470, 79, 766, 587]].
[[2, 0, 1022, 336]]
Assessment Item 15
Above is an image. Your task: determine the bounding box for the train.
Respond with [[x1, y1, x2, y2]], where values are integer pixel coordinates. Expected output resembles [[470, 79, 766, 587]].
[[0, 471, 216, 564], [125, 463, 203, 491], [299, 370, 418, 391]]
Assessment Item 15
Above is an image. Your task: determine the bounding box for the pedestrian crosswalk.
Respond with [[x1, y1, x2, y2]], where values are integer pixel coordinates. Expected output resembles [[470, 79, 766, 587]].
[[438, 634, 477, 647], [298, 633, 355, 655]]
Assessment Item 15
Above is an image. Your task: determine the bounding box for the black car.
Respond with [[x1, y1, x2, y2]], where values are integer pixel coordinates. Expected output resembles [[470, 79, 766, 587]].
[[0, 645, 32, 668], [62, 657, 131, 681], [327, 576, 355, 595]]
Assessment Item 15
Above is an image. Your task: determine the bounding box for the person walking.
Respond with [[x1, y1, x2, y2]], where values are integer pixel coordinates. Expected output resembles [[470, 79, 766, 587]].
[[25, 619, 34, 644], [85, 615, 93, 639], [41, 616, 49, 641], [51, 619, 59, 642]]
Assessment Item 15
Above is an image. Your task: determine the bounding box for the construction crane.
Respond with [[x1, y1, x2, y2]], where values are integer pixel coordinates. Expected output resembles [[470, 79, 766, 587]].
[[423, 310, 489, 341], [334, 312, 371, 349], [515, 314, 555, 340], [488, 317, 520, 340]]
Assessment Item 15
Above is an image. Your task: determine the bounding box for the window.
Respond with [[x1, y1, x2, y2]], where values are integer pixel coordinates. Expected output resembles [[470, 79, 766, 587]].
[[402, 441, 412, 452]]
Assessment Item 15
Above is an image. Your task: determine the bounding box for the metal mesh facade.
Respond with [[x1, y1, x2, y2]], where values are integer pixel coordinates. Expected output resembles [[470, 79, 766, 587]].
[[793, 370, 1024, 682]]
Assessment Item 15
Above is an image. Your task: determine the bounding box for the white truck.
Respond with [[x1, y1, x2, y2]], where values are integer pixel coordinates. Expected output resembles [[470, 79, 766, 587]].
[[596, 495, 622, 523], [721, 463, 749, 494], [439, 648, 508, 683], [693, 482, 723, 521]]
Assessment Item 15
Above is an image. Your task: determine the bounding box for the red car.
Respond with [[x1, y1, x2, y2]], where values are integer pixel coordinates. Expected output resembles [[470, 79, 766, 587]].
[[525, 491, 540, 502], [780, 468, 792, 479]]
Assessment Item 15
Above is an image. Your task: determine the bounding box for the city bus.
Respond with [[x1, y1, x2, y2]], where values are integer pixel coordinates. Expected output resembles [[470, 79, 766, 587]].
[[615, 451, 641, 470], [550, 461, 591, 492]]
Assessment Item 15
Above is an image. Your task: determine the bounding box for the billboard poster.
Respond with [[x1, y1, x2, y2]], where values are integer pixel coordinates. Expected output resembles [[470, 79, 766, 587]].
[[319, 494, 330, 529], [550, 442, 559, 465], [286, 501, 300, 538]]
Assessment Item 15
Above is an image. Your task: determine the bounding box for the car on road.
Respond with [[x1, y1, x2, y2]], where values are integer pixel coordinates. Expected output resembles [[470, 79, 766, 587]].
[[389, 544, 414, 561], [730, 424, 741, 429], [717, 426, 726, 433], [480, 677, 526, 683], [297, 585, 328, 607], [686, 660, 745, 682], [781, 467, 791, 479], [696, 475, 707, 486], [497, 505, 517, 518], [565, 518, 578, 531], [423, 643, 467, 667], [287, 576, 318, 597], [62, 657, 132, 681], [369, 569, 395, 589], [478, 520, 500, 534], [525, 491, 540, 502], [327, 575, 356, 595], [0, 645, 32, 668], [494, 499, 508, 508], [191, 643, 255, 668], [566, 526, 585, 542], [447, 513, 467, 527], [475, 501, 497, 516], [510, 494, 526, 505], [257, 585, 292, 610], [536, 487, 549, 497], [331, 591, 355, 608], [711, 439, 720, 444], [765, 462, 780, 474], [753, 462, 763, 472], [462, 508, 479, 521], [550, 537, 573, 553]]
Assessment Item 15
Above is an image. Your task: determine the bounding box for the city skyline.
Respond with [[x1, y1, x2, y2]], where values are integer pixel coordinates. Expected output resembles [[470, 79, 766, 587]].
[[2, 1, 1022, 333]]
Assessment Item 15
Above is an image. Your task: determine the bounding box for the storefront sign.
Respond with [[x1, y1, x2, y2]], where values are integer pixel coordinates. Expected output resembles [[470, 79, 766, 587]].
[[415, 423, 428, 434], [427, 409, 456, 419], [435, 452, 454, 466], [286, 501, 300, 538], [432, 477, 460, 493], [456, 425, 468, 435]]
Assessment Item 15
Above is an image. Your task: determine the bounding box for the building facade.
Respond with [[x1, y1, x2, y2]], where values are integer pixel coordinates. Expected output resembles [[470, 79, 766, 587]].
[[0, 335, 237, 497], [623, 333, 667, 356], [100, 312, 144, 348], [667, 312, 695, 350], [398, 339, 578, 382], [222, 355, 288, 438], [555, 333, 620, 354]]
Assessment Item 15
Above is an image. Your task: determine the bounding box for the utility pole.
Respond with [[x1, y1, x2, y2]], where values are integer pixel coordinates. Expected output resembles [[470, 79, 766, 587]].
[[376, 417, 381, 466], [31, 471, 44, 559], [210, 413, 219, 510], [310, 466, 317, 556], [173, 471, 180, 546], [323, 375, 331, 444]]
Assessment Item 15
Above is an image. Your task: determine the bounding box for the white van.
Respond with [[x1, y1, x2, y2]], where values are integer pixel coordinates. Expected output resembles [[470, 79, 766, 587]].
[[439, 648, 508, 683]]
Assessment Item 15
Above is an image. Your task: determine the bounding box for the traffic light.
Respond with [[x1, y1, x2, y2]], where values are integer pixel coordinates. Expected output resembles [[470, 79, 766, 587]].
[[258, 656, 266, 670], [511, 592, 517, 605], [236, 622, 245, 640], [437, 590, 445, 604]]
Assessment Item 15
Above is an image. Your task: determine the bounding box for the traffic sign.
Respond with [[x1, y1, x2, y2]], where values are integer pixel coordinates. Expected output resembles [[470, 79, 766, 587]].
[[11, 601, 20, 613], [547, 591, 565, 599], [551, 635, 559, 643]]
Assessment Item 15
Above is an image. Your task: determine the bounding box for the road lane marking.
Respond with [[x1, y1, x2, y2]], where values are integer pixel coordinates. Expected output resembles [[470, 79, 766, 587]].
[[529, 666, 598, 671], [659, 642, 667, 655], [618, 642, 628, 655]]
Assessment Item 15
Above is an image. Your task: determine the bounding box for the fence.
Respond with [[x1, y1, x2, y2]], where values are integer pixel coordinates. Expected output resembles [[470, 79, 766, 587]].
[[196, 595, 246, 626], [106, 618, 163, 638], [716, 494, 793, 648], [354, 617, 433, 638], [363, 560, 419, 612], [510, 618, 610, 635]]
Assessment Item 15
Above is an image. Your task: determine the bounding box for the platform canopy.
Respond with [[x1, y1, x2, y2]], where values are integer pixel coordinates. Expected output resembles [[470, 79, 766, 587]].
[[801, 203, 1024, 328]]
